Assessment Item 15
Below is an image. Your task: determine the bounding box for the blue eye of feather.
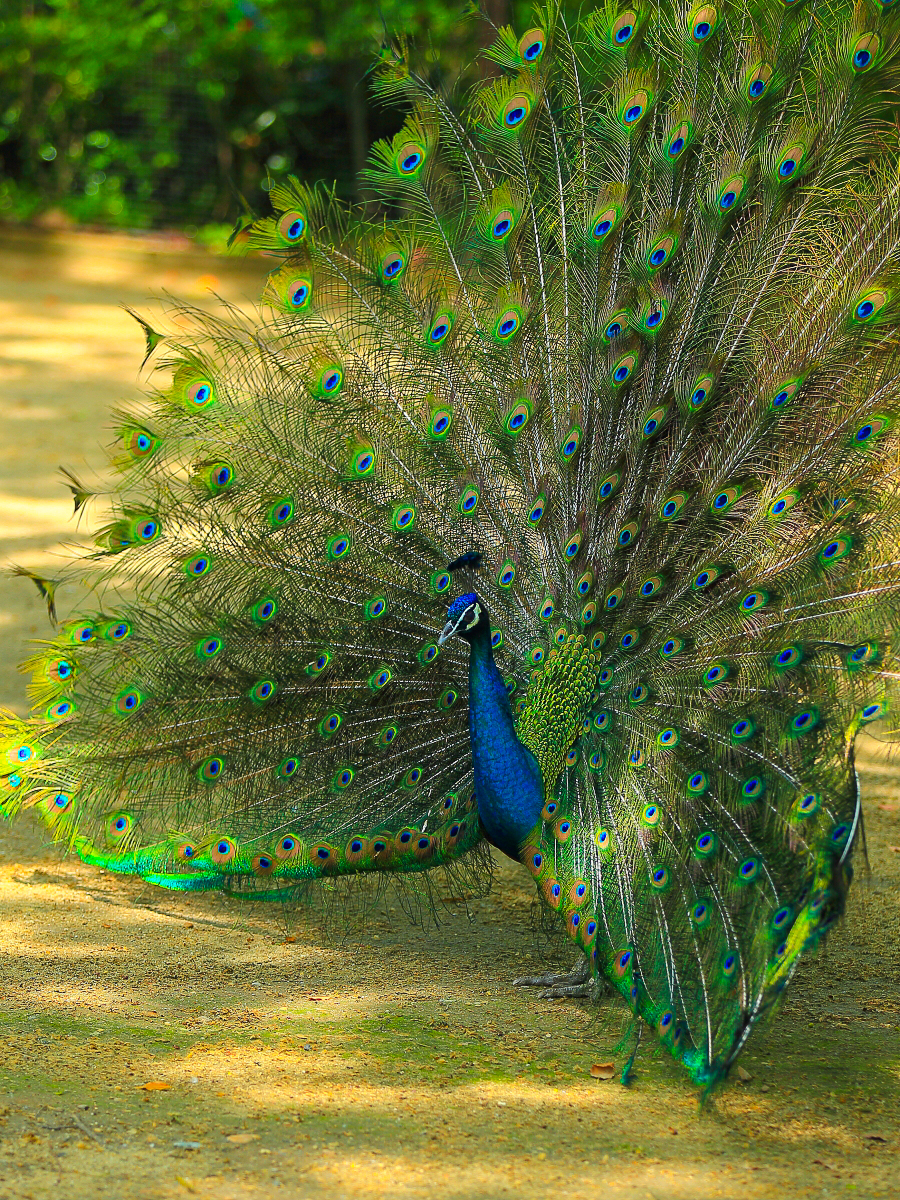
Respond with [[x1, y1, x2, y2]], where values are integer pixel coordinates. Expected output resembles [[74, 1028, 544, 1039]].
[[431, 322, 449, 342], [694, 20, 711, 38], [493, 217, 511, 238], [594, 219, 612, 238], [779, 158, 797, 178], [822, 541, 839, 559], [323, 371, 341, 392], [615, 24, 633, 43], [614, 365, 630, 382], [645, 311, 662, 329], [749, 78, 766, 97], [506, 105, 526, 127], [624, 104, 643, 123], [771, 498, 787, 514], [523, 38, 543, 60], [668, 136, 685, 157], [499, 317, 517, 337], [402, 151, 422, 172], [287, 218, 304, 239], [719, 190, 736, 210], [138, 520, 157, 539], [649, 248, 666, 266], [383, 257, 403, 279], [192, 385, 210, 405], [216, 466, 231, 486], [856, 300, 875, 320], [190, 557, 208, 575], [854, 49, 871, 68], [291, 284, 309, 306]]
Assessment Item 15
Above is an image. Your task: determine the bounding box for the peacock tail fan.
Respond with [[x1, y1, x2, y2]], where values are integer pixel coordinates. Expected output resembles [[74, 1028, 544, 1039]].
[[4, 0, 900, 1086]]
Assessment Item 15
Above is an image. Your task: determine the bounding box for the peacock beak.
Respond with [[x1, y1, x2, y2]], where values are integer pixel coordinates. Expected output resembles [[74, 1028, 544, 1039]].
[[438, 620, 455, 645]]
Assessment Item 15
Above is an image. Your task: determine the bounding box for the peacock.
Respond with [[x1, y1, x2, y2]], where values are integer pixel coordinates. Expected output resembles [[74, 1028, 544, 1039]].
[[3, 0, 900, 1091]]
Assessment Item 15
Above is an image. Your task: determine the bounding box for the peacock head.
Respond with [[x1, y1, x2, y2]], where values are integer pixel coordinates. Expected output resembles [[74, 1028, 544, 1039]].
[[438, 592, 488, 644]]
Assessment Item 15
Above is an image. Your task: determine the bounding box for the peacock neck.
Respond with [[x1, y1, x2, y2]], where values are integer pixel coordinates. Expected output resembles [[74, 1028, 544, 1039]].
[[466, 624, 545, 860]]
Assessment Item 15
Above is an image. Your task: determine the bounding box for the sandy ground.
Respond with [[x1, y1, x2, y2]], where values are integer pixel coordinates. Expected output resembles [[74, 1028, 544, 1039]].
[[0, 228, 898, 1200]]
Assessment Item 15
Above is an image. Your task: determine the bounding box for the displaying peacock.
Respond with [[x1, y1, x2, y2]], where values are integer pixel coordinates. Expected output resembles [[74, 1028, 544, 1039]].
[[3, 0, 900, 1091]]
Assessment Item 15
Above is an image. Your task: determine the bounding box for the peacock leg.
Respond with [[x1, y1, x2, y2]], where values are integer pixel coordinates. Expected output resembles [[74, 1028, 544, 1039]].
[[513, 955, 605, 999]]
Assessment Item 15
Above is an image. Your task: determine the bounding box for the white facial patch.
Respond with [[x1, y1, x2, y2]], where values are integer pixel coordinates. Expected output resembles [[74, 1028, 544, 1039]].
[[464, 602, 482, 630]]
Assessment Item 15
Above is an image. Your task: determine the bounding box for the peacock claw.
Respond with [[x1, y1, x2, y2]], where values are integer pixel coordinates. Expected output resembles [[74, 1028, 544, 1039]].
[[514, 957, 605, 1000]]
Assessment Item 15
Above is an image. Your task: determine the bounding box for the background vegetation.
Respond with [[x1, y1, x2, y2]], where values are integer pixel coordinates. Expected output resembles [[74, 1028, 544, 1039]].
[[0, 0, 528, 238]]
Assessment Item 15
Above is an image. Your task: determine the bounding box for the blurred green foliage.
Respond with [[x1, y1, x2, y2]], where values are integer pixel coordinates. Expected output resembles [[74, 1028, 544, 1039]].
[[0, 0, 514, 232]]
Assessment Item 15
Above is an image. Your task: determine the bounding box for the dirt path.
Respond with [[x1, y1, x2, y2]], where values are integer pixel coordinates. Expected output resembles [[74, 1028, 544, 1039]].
[[0, 230, 898, 1200]]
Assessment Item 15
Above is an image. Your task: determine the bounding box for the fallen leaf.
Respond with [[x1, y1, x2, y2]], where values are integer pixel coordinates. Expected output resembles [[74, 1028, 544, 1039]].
[[888, 845, 900, 854], [225, 1133, 259, 1145], [736, 1066, 753, 1083], [283, 936, 296, 944], [175, 1177, 197, 1194], [864, 1135, 887, 1143], [139, 1081, 171, 1091], [590, 1062, 616, 1080]]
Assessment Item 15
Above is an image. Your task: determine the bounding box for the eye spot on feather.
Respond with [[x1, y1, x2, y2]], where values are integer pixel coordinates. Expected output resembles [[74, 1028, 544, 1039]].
[[106, 622, 130, 640], [611, 12, 637, 45], [554, 819, 573, 842], [595, 828, 613, 852], [268, 498, 294, 527], [276, 757, 299, 780], [686, 772, 708, 796], [115, 688, 144, 715], [819, 536, 852, 565], [591, 631, 606, 651], [251, 597, 277, 624], [369, 667, 392, 691], [731, 718, 755, 742], [457, 487, 479, 515], [490, 627, 504, 648], [659, 636, 683, 658], [540, 597, 555, 620], [197, 756, 225, 783], [666, 121, 692, 159], [107, 813, 132, 839], [502, 94, 531, 129], [641, 804, 660, 827], [613, 948, 633, 978], [737, 858, 760, 884], [656, 726, 679, 747], [505, 400, 531, 434], [741, 776, 766, 802], [599, 666, 614, 686], [851, 33, 879, 72], [382, 253, 406, 285], [187, 380, 214, 408], [196, 635, 223, 659], [306, 651, 332, 677], [277, 210, 306, 242], [620, 628, 639, 650], [694, 831, 717, 859], [211, 838, 236, 865], [745, 62, 772, 100]]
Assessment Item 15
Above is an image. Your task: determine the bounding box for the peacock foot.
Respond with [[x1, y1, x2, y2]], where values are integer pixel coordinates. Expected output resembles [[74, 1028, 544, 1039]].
[[513, 956, 606, 1000]]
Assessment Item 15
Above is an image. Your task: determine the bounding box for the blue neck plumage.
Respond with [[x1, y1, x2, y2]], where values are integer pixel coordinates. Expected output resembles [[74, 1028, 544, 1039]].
[[465, 622, 545, 859]]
